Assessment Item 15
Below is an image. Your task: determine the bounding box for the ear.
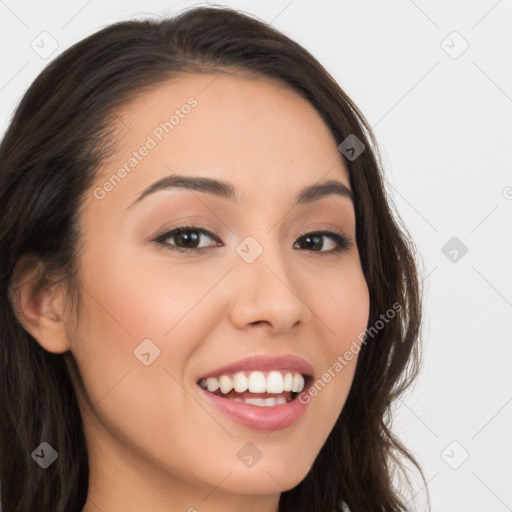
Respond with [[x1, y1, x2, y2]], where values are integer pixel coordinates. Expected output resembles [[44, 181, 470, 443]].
[[9, 254, 71, 354]]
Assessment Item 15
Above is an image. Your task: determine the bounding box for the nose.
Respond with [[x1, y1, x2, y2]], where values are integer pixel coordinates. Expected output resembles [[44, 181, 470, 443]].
[[228, 242, 312, 335]]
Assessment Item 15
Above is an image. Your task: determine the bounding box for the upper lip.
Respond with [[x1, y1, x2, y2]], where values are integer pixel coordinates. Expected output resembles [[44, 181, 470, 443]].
[[196, 354, 315, 381]]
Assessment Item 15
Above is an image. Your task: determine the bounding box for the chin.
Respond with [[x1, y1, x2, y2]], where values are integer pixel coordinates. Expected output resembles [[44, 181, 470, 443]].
[[209, 448, 315, 495], [217, 466, 311, 496]]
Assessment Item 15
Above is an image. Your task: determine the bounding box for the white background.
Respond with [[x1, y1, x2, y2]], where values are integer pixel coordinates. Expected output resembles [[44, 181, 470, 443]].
[[1, 1, 511, 510]]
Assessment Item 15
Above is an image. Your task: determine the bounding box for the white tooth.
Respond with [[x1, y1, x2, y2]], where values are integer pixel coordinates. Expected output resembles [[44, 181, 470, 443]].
[[248, 371, 267, 393], [264, 397, 277, 406], [233, 371, 248, 392], [276, 396, 287, 405], [244, 398, 268, 407], [283, 372, 293, 392], [219, 375, 234, 394], [266, 371, 284, 394], [296, 374, 305, 392], [292, 373, 305, 392], [232, 398, 243, 403], [206, 377, 219, 392]]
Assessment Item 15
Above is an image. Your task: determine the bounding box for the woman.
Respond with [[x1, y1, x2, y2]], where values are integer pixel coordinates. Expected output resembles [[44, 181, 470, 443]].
[[0, 6, 425, 511]]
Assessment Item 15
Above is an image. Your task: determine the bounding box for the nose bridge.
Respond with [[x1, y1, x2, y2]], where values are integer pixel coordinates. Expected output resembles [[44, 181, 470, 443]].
[[228, 230, 310, 332]]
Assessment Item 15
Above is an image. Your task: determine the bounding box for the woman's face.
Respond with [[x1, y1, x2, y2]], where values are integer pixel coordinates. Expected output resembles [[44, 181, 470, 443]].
[[68, 73, 370, 510]]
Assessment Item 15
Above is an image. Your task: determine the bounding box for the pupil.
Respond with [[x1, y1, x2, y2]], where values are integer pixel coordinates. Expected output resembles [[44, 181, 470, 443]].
[[304, 235, 322, 250], [176, 230, 199, 248]]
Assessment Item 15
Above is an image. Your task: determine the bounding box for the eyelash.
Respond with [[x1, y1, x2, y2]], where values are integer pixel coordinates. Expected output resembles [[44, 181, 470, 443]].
[[153, 223, 352, 256]]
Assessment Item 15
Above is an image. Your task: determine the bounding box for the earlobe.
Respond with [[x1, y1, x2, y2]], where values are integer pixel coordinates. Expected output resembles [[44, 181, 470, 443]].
[[9, 254, 71, 354]]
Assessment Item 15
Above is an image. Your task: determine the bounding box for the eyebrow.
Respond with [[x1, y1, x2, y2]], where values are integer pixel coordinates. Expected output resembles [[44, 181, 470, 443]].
[[127, 174, 354, 209]]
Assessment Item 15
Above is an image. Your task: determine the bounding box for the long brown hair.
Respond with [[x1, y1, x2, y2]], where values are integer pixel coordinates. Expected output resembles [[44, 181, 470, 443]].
[[0, 6, 425, 511]]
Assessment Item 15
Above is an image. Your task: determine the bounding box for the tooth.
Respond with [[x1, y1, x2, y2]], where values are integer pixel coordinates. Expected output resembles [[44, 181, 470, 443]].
[[206, 370, 306, 395], [264, 397, 277, 406], [248, 371, 267, 393], [206, 377, 219, 392], [283, 372, 293, 392], [266, 371, 284, 394], [219, 375, 234, 394], [232, 398, 243, 403], [233, 371, 248, 392], [276, 396, 287, 405], [292, 373, 305, 392], [296, 374, 305, 392], [244, 398, 268, 407]]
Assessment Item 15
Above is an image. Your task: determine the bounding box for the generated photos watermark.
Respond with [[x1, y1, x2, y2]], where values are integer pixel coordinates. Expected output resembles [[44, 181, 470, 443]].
[[93, 96, 198, 200], [298, 301, 402, 404]]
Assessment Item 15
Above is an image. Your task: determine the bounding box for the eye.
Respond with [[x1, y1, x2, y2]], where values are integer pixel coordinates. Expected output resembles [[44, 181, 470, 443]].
[[293, 230, 352, 254], [154, 224, 222, 253], [153, 225, 352, 255]]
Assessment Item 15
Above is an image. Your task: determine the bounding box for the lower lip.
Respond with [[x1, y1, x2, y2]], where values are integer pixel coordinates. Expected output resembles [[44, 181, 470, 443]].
[[197, 386, 310, 431]]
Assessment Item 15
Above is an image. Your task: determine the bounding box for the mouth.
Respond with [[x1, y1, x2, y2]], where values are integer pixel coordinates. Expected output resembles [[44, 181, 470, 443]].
[[197, 369, 313, 407], [194, 354, 315, 430]]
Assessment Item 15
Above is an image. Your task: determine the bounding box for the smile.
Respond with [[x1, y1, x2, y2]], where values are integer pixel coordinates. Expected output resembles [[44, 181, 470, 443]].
[[196, 354, 314, 431], [198, 370, 307, 406]]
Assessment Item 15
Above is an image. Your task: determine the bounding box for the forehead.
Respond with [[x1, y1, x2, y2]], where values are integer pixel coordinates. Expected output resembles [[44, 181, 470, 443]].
[[91, 72, 350, 210]]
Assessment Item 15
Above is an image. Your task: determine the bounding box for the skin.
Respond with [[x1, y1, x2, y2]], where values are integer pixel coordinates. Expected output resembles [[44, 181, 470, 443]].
[[15, 73, 370, 512]]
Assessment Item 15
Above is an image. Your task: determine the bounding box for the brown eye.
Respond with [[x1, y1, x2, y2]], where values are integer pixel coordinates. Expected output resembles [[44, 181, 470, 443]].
[[294, 231, 352, 253], [155, 225, 221, 253]]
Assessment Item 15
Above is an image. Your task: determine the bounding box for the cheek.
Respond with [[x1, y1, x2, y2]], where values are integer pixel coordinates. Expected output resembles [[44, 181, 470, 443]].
[[70, 248, 229, 405], [77, 243, 226, 340], [303, 265, 370, 414], [316, 262, 370, 354], [68, 254, 228, 479]]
